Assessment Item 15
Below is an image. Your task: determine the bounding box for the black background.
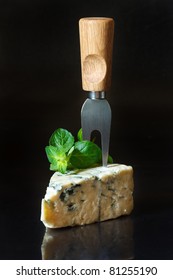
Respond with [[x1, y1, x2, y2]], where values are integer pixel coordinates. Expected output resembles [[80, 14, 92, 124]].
[[0, 0, 173, 259]]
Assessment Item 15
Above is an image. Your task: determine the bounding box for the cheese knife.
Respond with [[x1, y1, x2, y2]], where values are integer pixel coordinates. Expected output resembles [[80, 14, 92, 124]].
[[79, 17, 114, 166]]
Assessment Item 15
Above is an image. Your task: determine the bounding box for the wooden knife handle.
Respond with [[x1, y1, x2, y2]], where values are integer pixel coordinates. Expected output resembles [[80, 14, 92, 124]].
[[79, 17, 114, 92]]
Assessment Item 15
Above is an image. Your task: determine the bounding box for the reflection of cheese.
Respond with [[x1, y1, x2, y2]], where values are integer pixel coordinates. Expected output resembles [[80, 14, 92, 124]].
[[41, 164, 134, 228], [41, 217, 134, 259]]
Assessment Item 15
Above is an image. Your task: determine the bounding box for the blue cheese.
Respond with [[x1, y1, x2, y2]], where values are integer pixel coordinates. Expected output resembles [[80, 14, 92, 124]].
[[41, 164, 134, 228]]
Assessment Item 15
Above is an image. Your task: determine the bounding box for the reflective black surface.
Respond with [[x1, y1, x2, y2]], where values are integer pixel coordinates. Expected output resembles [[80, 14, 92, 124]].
[[42, 217, 134, 260], [0, 161, 173, 260], [0, 0, 173, 260]]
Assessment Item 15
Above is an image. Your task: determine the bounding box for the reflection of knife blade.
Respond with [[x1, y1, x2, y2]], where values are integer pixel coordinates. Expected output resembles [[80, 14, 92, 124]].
[[79, 18, 114, 166], [41, 217, 134, 260]]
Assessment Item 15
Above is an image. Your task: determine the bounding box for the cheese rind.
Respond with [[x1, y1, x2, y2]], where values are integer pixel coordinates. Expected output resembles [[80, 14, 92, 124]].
[[41, 164, 134, 228]]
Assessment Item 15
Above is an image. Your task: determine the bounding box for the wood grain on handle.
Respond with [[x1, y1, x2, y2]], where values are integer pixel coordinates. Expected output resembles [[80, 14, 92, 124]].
[[79, 17, 114, 91]]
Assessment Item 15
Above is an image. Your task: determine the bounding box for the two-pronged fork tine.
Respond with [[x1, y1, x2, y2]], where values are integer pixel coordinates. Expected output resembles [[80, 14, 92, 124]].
[[81, 91, 111, 166]]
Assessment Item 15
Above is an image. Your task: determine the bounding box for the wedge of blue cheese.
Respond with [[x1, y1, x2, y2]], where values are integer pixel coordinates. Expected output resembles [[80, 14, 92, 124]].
[[41, 164, 134, 228]]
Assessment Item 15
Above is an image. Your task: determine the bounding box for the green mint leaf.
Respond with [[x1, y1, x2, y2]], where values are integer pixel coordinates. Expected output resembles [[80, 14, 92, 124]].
[[67, 146, 74, 156], [77, 128, 95, 142], [45, 145, 68, 173], [50, 161, 67, 174], [108, 155, 113, 163], [45, 127, 114, 173], [77, 128, 83, 141], [45, 145, 60, 163], [49, 128, 74, 153], [70, 140, 101, 169]]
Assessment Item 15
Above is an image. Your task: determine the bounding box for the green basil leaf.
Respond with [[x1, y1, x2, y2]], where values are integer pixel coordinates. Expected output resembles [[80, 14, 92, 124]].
[[70, 140, 101, 169], [49, 128, 74, 153]]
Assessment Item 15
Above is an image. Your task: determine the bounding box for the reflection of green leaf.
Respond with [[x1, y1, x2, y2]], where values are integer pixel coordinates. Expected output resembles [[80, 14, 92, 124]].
[[70, 140, 101, 169], [49, 128, 74, 153]]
